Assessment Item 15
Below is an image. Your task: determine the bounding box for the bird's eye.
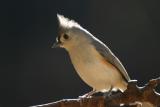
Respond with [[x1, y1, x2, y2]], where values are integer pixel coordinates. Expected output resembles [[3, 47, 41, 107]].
[[63, 34, 69, 40]]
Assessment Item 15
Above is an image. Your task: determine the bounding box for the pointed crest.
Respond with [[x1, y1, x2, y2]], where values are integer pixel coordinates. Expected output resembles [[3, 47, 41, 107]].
[[57, 14, 80, 28]]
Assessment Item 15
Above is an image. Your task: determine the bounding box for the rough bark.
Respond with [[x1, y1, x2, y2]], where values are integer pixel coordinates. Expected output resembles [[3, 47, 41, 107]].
[[31, 77, 160, 107]]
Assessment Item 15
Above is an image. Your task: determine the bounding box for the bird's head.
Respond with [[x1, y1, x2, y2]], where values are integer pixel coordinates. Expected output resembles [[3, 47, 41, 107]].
[[52, 14, 92, 51]]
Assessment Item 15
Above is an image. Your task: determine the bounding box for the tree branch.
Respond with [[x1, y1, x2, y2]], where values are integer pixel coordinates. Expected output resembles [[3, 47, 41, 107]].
[[31, 77, 160, 107]]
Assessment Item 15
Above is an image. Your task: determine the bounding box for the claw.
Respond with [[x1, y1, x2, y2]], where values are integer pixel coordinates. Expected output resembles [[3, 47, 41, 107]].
[[78, 90, 96, 98]]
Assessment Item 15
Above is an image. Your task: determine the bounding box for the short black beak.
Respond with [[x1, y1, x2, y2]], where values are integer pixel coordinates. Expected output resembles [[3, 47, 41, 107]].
[[51, 41, 60, 48]]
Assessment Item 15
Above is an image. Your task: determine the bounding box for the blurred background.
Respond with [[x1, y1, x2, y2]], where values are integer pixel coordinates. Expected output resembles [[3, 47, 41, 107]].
[[1, 0, 160, 107]]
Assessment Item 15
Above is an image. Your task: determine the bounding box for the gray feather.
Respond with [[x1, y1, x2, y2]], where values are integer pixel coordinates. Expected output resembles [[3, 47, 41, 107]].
[[91, 37, 130, 81]]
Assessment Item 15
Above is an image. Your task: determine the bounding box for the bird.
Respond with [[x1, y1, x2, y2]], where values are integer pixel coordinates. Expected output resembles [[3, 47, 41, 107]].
[[52, 14, 130, 97]]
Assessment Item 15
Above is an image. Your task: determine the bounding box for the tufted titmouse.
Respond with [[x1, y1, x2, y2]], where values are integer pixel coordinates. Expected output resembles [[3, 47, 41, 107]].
[[52, 14, 130, 96]]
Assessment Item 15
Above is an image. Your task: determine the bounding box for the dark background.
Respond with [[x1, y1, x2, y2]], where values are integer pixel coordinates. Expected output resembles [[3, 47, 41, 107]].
[[1, 0, 160, 107]]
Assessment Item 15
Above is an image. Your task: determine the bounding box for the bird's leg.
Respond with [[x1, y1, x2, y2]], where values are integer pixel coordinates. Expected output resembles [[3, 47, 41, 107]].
[[103, 86, 113, 97], [79, 89, 96, 98]]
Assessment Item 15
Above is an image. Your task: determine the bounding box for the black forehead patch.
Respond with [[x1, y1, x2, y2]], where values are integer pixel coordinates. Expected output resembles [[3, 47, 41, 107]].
[[56, 26, 63, 43], [57, 35, 61, 43]]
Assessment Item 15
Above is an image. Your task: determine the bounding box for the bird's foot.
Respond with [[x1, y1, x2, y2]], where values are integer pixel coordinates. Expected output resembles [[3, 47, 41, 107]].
[[78, 90, 96, 98], [103, 86, 113, 97], [78, 94, 92, 98], [103, 91, 112, 98]]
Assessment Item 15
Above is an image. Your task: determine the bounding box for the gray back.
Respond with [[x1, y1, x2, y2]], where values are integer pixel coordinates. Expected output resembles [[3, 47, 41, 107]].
[[91, 36, 130, 82]]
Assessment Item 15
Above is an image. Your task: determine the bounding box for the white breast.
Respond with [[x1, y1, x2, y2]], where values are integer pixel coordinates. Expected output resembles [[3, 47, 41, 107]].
[[68, 44, 127, 92]]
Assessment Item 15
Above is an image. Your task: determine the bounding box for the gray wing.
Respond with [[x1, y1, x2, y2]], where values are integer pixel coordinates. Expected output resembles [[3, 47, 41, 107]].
[[92, 38, 130, 81]]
